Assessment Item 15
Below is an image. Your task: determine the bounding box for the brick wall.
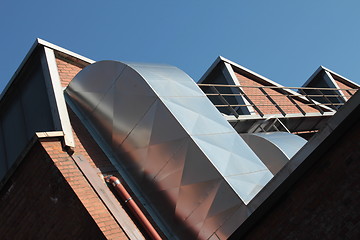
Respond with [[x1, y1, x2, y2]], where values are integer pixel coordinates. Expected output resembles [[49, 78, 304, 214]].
[[41, 139, 129, 240], [0, 141, 106, 239], [334, 79, 354, 100], [234, 72, 320, 115], [55, 57, 86, 88], [329, 73, 359, 101], [242, 117, 360, 239]]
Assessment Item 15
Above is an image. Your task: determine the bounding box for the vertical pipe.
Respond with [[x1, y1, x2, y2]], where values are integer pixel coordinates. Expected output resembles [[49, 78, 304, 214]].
[[106, 176, 162, 240]]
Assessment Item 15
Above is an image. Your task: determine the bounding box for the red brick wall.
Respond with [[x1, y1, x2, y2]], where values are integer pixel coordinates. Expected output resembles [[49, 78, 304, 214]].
[[55, 57, 85, 88], [242, 118, 360, 239], [234, 72, 319, 115], [0, 141, 106, 239], [329, 73, 359, 101], [41, 139, 129, 240], [334, 79, 354, 100]]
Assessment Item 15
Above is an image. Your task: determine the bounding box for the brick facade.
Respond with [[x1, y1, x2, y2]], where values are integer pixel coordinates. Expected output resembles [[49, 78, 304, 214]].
[[234, 72, 320, 115], [333, 78, 354, 100], [242, 117, 360, 239], [55, 56, 87, 88], [41, 139, 129, 240], [0, 141, 106, 240]]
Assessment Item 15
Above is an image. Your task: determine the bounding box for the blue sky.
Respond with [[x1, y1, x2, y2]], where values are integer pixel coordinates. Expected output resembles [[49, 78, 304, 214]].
[[0, 1, 359, 92]]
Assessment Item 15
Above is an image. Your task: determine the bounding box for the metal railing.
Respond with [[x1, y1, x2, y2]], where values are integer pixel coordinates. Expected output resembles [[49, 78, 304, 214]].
[[198, 84, 358, 118]]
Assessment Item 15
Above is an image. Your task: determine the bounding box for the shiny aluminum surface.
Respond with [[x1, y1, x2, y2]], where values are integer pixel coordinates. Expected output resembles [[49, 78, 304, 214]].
[[241, 132, 307, 174], [66, 61, 273, 239]]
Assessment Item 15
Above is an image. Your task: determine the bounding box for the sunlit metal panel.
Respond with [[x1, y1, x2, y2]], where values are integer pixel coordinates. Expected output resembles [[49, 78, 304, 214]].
[[241, 132, 307, 174], [67, 61, 273, 239]]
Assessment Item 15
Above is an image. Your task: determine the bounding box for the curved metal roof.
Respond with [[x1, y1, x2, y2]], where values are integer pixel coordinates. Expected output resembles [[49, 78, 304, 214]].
[[67, 60, 274, 239]]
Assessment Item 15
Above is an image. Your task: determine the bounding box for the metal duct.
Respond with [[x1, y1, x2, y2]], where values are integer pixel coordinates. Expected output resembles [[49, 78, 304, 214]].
[[241, 132, 307, 175], [66, 61, 273, 239]]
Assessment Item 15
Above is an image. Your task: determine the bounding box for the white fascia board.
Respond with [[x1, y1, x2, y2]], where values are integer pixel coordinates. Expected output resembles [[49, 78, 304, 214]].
[[323, 67, 360, 88], [223, 62, 256, 115], [200, 56, 291, 90], [36, 131, 65, 138], [219, 56, 294, 89], [303, 65, 359, 88], [1, 38, 95, 101], [41, 47, 75, 148], [323, 70, 338, 88], [323, 70, 349, 100], [36, 38, 95, 64], [220, 56, 307, 98]]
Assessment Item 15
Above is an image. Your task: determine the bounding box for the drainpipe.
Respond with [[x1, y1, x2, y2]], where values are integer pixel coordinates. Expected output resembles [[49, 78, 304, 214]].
[[106, 176, 162, 240]]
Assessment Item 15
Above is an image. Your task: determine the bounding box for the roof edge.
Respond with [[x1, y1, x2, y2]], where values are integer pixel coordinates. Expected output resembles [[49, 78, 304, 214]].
[[322, 65, 360, 88], [36, 38, 95, 64], [303, 65, 359, 88], [0, 38, 95, 101], [201, 56, 311, 96], [220, 56, 289, 88]]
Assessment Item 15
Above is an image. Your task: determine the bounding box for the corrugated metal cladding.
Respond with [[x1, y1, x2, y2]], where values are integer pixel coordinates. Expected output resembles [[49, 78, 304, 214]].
[[67, 61, 278, 239], [0, 51, 55, 181]]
